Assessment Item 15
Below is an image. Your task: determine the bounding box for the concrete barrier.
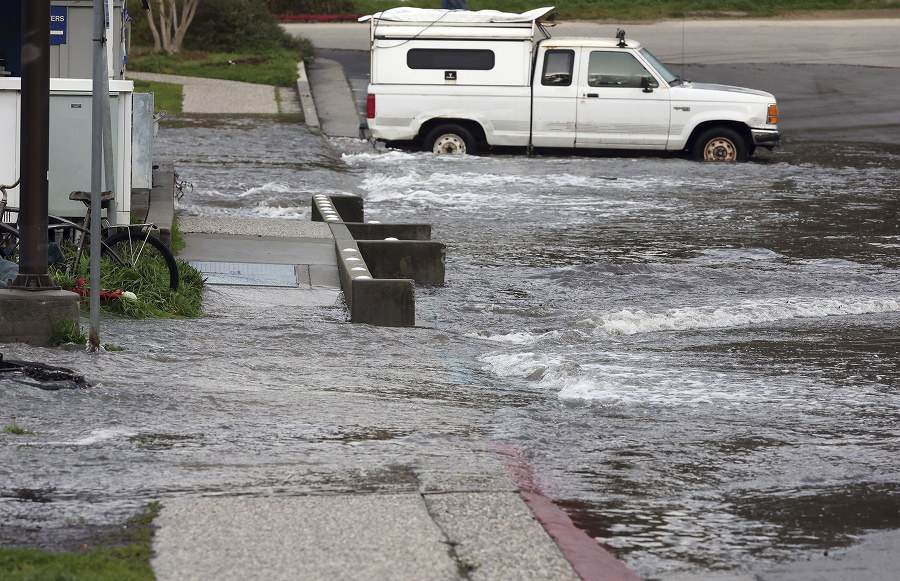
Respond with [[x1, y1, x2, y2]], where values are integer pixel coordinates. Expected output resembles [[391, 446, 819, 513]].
[[0, 289, 80, 346], [311, 193, 444, 327], [357, 240, 445, 284], [345, 223, 431, 241], [350, 277, 415, 327], [311, 194, 364, 224]]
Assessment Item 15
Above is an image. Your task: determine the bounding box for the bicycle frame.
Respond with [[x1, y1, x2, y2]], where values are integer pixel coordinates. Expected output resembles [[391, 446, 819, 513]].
[[1, 181, 161, 273]]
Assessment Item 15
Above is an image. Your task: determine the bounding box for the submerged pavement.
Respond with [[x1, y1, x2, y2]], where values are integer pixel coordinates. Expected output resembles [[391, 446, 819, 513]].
[[133, 63, 615, 581]]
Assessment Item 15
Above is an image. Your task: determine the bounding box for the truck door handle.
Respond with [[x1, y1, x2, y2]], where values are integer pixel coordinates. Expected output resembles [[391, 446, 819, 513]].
[[585, 93, 599, 98]]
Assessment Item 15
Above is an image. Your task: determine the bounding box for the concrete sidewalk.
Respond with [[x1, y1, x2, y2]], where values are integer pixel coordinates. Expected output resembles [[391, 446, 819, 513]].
[[126, 72, 301, 115], [152, 493, 585, 581], [126, 59, 360, 133]]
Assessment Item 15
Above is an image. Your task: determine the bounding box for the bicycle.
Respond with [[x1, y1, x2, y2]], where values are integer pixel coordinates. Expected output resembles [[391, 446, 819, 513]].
[[1, 178, 179, 291]]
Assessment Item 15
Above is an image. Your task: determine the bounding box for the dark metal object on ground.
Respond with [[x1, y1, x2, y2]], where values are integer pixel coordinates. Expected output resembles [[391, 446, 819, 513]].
[[0, 353, 90, 390]]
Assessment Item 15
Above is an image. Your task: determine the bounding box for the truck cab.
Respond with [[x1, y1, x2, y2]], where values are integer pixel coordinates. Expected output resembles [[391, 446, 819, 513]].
[[363, 7, 780, 161]]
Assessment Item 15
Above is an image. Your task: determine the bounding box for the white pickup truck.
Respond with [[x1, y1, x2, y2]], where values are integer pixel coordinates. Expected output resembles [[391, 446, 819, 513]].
[[362, 7, 780, 161]]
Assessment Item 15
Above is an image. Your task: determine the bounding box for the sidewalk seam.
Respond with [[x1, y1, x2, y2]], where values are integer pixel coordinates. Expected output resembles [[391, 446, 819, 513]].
[[417, 483, 477, 580]]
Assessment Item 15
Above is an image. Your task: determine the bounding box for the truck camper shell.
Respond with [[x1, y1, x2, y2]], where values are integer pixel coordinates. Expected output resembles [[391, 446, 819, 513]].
[[362, 7, 555, 87]]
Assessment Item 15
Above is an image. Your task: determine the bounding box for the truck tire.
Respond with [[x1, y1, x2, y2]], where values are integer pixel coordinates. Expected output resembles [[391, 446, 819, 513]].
[[692, 127, 749, 162], [425, 124, 477, 155]]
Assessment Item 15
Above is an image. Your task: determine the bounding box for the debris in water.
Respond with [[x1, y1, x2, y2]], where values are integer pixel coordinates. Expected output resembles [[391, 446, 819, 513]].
[[0, 353, 90, 390]]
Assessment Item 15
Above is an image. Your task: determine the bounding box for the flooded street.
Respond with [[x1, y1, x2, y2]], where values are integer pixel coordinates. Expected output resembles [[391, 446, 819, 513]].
[[340, 140, 900, 576], [3, 110, 900, 581]]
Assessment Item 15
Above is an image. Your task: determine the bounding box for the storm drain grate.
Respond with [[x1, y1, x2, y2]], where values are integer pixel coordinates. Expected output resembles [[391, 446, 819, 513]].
[[189, 262, 298, 287]]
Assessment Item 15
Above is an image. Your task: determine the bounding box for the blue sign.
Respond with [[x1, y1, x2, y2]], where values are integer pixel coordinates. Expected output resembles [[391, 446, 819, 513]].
[[50, 6, 67, 45]]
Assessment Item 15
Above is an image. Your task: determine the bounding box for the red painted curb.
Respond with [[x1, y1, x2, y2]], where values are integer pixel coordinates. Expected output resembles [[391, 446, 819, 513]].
[[494, 443, 643, 581]]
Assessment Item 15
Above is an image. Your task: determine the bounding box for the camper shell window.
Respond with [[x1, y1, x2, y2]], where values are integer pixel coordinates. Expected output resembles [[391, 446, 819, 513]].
[[407, 49, 495, 71]]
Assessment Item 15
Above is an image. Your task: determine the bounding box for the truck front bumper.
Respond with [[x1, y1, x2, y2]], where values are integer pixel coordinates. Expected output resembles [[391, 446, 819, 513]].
[[751, 129, 781, 150]]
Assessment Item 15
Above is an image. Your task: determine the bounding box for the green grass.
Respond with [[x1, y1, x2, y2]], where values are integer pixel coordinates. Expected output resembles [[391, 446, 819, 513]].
[[129, 79, 183, 115], [4, 425, 37, 435], [170, 215, 186, 256], [50, 317, 88, 347], [128, 46, 314, 87], [0, 503, 160, 581], [350, 0, 899, 20], [48, 242, 205, 319]]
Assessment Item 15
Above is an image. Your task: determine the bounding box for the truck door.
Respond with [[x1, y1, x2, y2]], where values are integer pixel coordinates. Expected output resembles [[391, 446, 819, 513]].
[[531, 48, 580, 148], [575, 49, 670, 149]]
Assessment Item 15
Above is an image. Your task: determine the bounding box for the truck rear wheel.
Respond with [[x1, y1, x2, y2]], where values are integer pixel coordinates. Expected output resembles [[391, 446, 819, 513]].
[[425, 124, 477, 155], [692, 127, 749, 162]]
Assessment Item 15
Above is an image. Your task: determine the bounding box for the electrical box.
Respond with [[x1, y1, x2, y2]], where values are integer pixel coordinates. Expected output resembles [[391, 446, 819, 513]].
[[50, 0, 126, 80], [0, 78, 133, 225]]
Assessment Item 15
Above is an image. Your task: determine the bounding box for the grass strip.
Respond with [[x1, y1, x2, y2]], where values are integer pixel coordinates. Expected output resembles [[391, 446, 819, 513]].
[[0, 503, 159, 581], [129, 79, 183, 116], [128, 47, 313, 87]]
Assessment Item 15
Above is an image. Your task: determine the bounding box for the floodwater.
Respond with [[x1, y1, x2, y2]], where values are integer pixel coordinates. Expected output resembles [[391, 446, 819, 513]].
[[3, 114, 900, 580]]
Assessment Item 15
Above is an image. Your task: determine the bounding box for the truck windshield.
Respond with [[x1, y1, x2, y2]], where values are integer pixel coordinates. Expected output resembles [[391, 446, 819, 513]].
[[639, 48, 681, 85]]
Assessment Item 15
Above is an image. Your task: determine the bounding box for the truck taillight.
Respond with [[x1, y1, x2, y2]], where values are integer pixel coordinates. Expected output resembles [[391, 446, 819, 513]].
[[768, 104, 778, 124], [367, 94, 375, 119]]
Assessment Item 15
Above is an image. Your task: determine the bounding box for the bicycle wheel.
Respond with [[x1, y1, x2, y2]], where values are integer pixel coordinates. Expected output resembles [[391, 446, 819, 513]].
[[0, 222, 19, 261], [102, 229, 179, 291]]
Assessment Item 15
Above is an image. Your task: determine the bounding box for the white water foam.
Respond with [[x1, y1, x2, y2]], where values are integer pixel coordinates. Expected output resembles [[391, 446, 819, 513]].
[[479, 348, 830, 406], [479, 350, 753, 406], [46, 427, 137, 447], [588, 296, 900, 336], [342, 150, 421, 165], [237, 181, 296, 198], [247, 205, 309, 220]]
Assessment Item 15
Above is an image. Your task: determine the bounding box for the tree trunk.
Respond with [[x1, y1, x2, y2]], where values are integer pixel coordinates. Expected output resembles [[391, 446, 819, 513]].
[[171, 0, 201, 54], [146, 3, 162, 52], [148, 0, 201, 54]]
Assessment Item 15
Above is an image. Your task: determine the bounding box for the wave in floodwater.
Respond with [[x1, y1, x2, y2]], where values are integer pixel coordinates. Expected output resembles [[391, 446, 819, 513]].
[[479, 348, 803, 406], [472, 293, 900, 408], [5, 123, 889, 577], [472, 294, 900, 343], [588, 295, 900, 336]]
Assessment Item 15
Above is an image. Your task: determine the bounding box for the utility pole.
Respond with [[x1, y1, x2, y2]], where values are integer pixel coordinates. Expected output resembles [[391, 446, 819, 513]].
[[10, 0, 57, 290], [88, 0, 113, 352]]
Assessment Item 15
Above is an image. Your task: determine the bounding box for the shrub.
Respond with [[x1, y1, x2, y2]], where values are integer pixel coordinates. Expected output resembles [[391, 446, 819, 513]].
[[184, 0, 308, 53], [266, 0, 356, 14], [126, 0, 307, 53]]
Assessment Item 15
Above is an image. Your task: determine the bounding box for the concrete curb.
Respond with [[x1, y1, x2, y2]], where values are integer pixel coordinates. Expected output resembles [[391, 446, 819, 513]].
[[296, 62, 320, 129], [495, 443, 643, 581]]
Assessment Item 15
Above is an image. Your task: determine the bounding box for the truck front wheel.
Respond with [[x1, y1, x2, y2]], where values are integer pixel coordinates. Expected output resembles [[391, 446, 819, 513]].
[[692, 127, 749, 162], [425, 124, 477, 155]]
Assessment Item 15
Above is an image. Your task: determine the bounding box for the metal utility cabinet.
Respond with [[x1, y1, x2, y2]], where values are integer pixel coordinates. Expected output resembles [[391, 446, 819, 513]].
[[0, 78, 133, 225], [0, 0, 138, 225]]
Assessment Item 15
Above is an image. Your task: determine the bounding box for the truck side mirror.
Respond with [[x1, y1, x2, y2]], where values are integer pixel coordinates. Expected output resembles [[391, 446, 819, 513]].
[[641, 77, 654, 93]]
